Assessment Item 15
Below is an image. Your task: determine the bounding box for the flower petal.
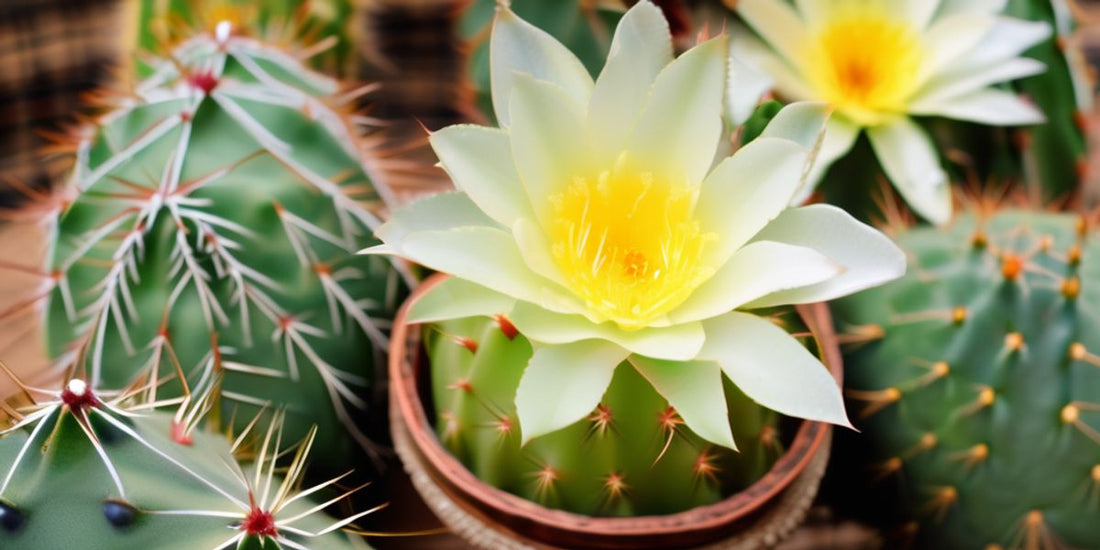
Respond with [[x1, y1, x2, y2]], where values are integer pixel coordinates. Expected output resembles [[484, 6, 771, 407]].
[[513, 217, 569, 288], [516, 340, 629, 445], [509, 301, 705, 361], [626, 35, 728, 185], [911, 88, 1045, 126], [699, 311, 851, 427], [901, 0, 943, 30], [727, 49, 774, 127], [866, 118, 951, 225], [917, 13, 995, 86], [400, 227, 581, 315], [669, 241, 841, 324], [911, 58, 1046, 107], [407, 277, 517, 324], [730, 32, 816, 102], [429, 125, 533, 227], [509, 74, 590, 228], [737, 0, 809, 67], [366, 192, 498, 256], [490, 5, 594, 127], [588, 0, 672, 166], [794, 115, 861, 204], [746, 204, 906, 308], [630, 356, 736, 450], [696, 138, 810, 262]]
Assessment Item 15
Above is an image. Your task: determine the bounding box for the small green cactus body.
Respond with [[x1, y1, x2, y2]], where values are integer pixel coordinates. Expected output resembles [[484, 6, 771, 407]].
[[424, 314, 801, 516], [43, 27, 405, 472], [831, 209, 1100, 548], [0, 380, 368, 549]]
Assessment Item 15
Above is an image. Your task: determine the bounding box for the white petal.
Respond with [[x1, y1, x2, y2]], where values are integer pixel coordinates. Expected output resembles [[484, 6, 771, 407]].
[[757, 102, 831, 200], [508, 74, 590, 228], [912, 58, 1046, 107], [513, 217, 569, 288], [911, 88, 1045, 126], [626, 36, 728, 185], [699, 312, 850, 427], [795, 115, 861, 204], [429, 125, 532, 227], [901, 0, 943, 29], [669, 241, 840, 324], [737, 0, 809, 67], [509, 301, 705, 361], [516, 340, 629, 445], [917, 13, 995, 86], [746, 204, 906, 308], [696, 138, 809, 262], [587, 0, 672, 166], [941, 18, 1051, 74], [630, 356, 736, 450], [490, 5, 594, 127], [866, 118, 952, 225], [401, 227, 582, 315], [730, 32, 815, 103], [407, 277, 516, 324], [727, 50, 774, 127], [936, 0, 1007, 17], [370, 192, 498, 255]]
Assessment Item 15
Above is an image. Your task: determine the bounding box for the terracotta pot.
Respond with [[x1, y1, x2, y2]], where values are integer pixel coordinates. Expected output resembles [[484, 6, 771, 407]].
[[389, 274, 843, 549]]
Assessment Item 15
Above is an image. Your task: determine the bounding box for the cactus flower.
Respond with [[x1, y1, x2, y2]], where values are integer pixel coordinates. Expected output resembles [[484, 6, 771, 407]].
[[732, 0, 1051, 224], [368, 1, 905, 448]]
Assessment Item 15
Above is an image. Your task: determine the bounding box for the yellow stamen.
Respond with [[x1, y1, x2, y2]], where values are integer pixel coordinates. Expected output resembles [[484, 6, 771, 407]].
[[805, 11, 923, 126], [549, 159, 714, 329]]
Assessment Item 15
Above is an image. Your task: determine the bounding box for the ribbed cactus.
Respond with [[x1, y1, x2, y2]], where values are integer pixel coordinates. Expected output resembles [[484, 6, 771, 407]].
[[0, 376, 370, 549], [424, 313, 799, 516], [41, 25, 405, 472], [831, 209, 1100, 548]]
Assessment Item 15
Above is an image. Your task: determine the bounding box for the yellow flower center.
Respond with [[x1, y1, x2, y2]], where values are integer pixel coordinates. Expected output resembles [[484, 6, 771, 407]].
[[805, 13, 924, 126], [549, 161, 715, 329]]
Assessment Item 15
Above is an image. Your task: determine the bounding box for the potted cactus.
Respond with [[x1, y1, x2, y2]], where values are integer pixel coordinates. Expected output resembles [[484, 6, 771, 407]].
[[372, 2, 907, 547]]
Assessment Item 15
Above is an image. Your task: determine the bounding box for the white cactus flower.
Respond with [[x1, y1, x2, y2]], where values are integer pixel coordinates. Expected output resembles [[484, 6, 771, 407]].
[[367, 1, 905, 448], [732, 0, 1051, 224]]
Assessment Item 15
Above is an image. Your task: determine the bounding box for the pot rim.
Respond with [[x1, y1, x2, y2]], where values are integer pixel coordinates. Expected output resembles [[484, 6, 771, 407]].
[[389, 274, 842, 539]]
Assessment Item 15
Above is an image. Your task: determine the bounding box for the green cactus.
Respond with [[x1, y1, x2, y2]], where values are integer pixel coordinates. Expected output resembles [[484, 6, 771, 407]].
[[0, 376, 371, 549], [830, 209, 1100, 548], [421, 311, 816, 516], [41, 27, 406, 473]]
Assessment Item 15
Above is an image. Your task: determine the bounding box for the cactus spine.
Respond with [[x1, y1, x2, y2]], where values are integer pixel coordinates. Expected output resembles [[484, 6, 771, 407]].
[[424, 312, 810, 516], [831, 209, 1100, 548], [0, 373, 371, 549], [39, 25, 405, 473]]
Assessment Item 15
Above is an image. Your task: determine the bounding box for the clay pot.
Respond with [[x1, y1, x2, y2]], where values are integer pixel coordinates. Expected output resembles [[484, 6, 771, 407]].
[[389, 275, 842, 549]]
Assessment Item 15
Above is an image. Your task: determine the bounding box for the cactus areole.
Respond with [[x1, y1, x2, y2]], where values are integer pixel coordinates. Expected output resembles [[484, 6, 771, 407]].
[[41, 22, 404, 472]]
